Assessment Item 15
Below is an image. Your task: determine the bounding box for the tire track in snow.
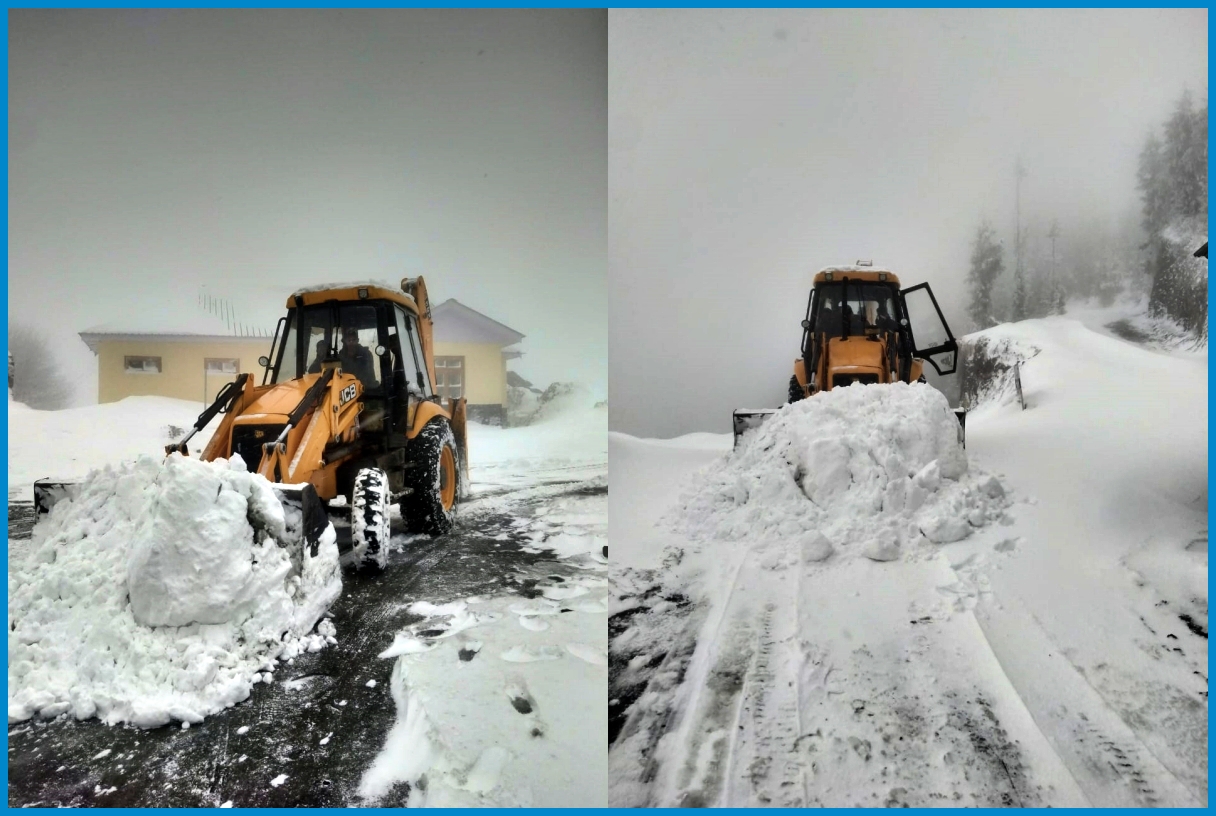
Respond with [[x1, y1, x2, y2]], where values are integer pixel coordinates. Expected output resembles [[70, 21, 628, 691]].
[[971, 589, 1202, 807]]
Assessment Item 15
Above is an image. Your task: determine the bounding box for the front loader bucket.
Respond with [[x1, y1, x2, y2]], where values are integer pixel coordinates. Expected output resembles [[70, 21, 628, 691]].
[[271, 483, 333, 559], [33, 478, 82, 521], [733, 409, 779, 449]]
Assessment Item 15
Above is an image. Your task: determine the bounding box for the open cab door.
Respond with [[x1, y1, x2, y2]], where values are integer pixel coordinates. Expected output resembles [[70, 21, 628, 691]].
[[899, 282, 959, 376], [899, 281, 966, 445]]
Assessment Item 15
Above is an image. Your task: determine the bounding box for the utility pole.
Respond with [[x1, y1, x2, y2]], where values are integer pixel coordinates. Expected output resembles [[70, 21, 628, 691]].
[[1048, 219, 1063, 314], [1014, 158, 1028, 320], [1048, 219, 1059, 276]]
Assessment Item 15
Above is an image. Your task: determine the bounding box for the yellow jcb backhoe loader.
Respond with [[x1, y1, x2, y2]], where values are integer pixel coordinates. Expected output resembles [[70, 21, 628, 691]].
[[35, 277, 468, 570], [733, 262, 966, 447]]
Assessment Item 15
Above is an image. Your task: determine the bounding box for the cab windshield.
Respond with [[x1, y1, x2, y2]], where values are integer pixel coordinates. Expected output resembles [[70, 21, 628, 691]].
[[273, 303, 382, 390], [814, 282, 899, 337]]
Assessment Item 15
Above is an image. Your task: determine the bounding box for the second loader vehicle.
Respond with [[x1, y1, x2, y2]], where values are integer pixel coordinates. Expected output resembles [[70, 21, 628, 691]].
[[733, 262, 965, 447], [36, 277, 468, 570]]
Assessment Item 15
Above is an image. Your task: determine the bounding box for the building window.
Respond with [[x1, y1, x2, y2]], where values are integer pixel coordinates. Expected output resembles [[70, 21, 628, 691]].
[[124, 356, 162, 374], [205, 358, 239, 375], [434, 356, 464, 401]]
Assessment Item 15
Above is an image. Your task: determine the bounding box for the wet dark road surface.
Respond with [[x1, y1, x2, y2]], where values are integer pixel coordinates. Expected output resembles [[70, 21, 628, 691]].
[[8, 474, 606, 807]]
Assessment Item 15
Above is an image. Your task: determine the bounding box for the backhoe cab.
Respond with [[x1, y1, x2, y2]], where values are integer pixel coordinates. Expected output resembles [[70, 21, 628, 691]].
[[733, 263, 965, 447]]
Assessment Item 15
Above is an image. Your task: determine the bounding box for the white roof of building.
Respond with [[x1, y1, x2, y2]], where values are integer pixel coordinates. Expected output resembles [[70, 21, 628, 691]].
[[79, 309, 272, 353], [432, 299, 525, 347]]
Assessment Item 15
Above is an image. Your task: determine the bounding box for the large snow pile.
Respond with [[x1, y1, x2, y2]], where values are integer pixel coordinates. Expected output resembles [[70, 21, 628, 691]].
[[9, 454, 342, 728], [666, 382, 1008, 562]]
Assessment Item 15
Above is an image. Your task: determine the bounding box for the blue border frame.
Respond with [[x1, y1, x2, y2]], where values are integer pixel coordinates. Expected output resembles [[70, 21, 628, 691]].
[[2, 5, 1210, 813]]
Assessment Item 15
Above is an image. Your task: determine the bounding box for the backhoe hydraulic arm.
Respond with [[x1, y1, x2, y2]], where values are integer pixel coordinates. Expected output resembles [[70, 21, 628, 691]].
[[166, 373, 251, 456]]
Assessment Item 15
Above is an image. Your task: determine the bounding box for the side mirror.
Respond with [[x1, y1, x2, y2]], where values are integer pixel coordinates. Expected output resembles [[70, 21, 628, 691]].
[[375, 345, 387, 356], [258, 356, 270, 367]]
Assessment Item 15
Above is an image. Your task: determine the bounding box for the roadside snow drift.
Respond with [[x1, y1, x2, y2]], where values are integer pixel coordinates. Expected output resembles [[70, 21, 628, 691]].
[[672, 382, 1002, 561], [9, 454, 342, 728]]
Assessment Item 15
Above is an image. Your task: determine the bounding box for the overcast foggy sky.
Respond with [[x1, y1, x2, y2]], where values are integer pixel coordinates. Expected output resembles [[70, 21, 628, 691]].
[[609, 8, 1207, 438], [10, 9, 606, 403]]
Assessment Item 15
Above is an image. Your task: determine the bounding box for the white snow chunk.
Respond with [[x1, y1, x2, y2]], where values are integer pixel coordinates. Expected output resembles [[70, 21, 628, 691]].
[[270, 774, 288, 788], [378, 634, 439, 659], [91, 749, 112, 761], [564, 643, 608, 665], [366, 679, 378, 688], [862, 538, 901, 562], [519, 615, 550, 632], [921, 514, 973, 544], [220, 801, 233, 808], [236, 726, 249, 735], [801, 531, 835, 563], [980, 475, 1006, 499]]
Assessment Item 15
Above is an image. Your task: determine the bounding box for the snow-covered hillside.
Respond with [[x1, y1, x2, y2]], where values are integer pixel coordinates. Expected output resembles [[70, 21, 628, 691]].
[[609, 312, 1207, 807]]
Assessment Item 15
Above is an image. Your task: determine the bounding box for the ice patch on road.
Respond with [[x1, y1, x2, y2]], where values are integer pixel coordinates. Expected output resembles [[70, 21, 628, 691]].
[[8, 454, 342, 728]]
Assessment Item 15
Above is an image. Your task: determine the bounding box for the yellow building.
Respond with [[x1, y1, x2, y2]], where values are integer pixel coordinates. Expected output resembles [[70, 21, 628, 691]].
[[431, 298, 524, 426], [80, 311, 274, 406], [81, 297, 524, 423]]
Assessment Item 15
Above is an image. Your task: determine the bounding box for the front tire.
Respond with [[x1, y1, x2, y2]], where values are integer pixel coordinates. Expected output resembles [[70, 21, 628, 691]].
[[402, 418, 458, 536], [351, 467, 390, 569]]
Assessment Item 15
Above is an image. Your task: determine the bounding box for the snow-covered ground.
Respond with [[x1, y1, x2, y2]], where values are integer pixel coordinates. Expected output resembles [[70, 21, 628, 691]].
[[8, 394, 222, 503], [8, 388, 607, 807], [356, 398, 609, 807], [609, 311, 1207, 807]]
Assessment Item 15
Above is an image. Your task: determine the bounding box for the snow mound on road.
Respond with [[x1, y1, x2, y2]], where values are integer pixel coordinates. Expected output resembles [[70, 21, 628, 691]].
[[667, 383, 1006, 561], [9, 454, 342, 728]]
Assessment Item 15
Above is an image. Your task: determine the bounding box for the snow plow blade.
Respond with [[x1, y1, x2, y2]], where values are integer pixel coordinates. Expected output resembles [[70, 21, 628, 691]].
[[733, 409, 779, 449], [33, 478, 82, 521], [733, 406, 967, 449]]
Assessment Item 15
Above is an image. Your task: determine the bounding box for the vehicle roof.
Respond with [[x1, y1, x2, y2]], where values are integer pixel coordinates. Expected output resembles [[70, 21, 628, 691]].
[[813, 267, 900, 285], [286, 282, 418, 312]]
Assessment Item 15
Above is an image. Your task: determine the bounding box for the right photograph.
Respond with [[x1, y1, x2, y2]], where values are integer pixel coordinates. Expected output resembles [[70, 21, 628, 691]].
[[608, 8, 1207, 809]]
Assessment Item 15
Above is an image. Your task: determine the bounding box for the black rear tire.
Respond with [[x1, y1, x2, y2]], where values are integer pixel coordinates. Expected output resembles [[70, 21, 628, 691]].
[[352, 467, 390, 569], [401, 418, 458, 536]]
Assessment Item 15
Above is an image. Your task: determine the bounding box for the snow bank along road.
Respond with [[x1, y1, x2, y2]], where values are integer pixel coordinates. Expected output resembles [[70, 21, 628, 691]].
[[608, 311, 1206, 808], [8, 401, 607, 807]]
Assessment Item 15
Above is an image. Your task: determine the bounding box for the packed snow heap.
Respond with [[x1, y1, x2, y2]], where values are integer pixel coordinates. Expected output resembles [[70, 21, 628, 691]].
[[666, 382, 1007, 562], [9, 453, 342, 728]]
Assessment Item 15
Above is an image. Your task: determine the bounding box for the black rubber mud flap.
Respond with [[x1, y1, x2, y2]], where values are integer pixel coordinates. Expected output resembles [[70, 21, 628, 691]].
[[954, 408, 967, 448], [300, 484, 328, 558]]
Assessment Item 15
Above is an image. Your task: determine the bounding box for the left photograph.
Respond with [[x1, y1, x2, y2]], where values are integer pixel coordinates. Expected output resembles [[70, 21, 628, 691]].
[[8, 9, 607, 807]]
